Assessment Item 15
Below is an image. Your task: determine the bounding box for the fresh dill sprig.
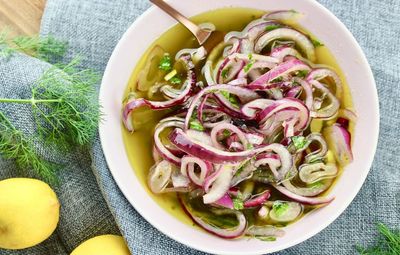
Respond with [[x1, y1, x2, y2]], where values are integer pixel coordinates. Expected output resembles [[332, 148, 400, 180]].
[[0, 112, 58, 183], [0, 29, 67, 61], [0, 57, 101, 149], [356, 223, 400, 255], [0, 57, 102, 181]]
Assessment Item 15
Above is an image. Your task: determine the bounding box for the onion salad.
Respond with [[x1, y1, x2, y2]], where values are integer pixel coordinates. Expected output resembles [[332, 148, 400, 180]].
[[122, 10, 356, 241]]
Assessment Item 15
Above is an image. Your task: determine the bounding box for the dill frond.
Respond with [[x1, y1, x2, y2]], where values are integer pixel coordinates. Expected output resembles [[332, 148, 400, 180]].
[[29, 57, 102, 148], [0, 112, 58, 183], [356, 223, 400, 255], [0, 29, 67, 61]]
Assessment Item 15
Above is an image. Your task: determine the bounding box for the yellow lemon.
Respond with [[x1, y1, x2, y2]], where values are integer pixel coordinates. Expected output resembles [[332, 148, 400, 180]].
[[0, 178, 60, 249], [71, 235, 131, 255]]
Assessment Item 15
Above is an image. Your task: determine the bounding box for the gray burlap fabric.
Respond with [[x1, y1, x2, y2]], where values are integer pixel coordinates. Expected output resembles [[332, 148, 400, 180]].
[[0, 0, 399, 254]]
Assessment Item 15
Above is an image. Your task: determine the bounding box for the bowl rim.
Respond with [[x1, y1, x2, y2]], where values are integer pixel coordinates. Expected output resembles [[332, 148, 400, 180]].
[[99, 0, 379, 254]]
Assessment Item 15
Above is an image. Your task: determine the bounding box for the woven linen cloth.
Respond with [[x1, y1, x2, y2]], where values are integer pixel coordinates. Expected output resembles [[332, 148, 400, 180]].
[[0, 0, 399, 254]]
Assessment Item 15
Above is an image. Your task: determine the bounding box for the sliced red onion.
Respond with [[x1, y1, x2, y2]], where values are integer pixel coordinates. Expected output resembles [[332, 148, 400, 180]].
[[203, 60, 215, 85], [257, 98, 310, 135], [293, 77, 313, 110], [304, 133, 328, 163], [197, 94, 210, 125], [171, 170, 190, 188], [269, 201, 303, 222], [249, 58, 310, 87], [282, 179, 332, 197], [213, 193, 234, 209], [147, 160, 172, 193], [210, 123, 250, 150], [245, 225, 285, 238], [230, 159, 256, 186], [337, 108, 357, 123], [286, 86, 302, 98], [186, 129, 213, 146], [242, 19, 282, 41], [152, 145, 162, 163], [203, 165, 235, 204], [160, 84, 186, 99], [237, 61, 277, 80], [245, 133, 264, 145], [306, 68, 343, 99], [241, 99, 274, 119], [254, 28, 315, 61], [263, 10, 303, 22], [170, 128, 292, 167], [184, 85, 260, 130], [227, 77, 248, 85], [123, 71, 194, 132], [309, 80, 340, 119], [154, 118, 184, 165], [229, 53, 279, 64], [216, 58, 245, 83], [204, 165, 224, 192], [270, 46, 300, 62], [255, 153, 282, 180], [257, 206, 270, 219], [323, 124, 353, 166], [175, 46, 207, 64], [299, 162, 338, 184], [273, 184, 334, 205], [181, 156, 213, 186], [180, 199, 247, 239], [244, 190, 271, 208]]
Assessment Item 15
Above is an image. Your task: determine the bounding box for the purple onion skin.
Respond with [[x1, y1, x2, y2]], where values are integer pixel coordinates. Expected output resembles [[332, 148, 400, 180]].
[[179, 195, 246, 239], [244, 191, 271, 208], [169, 128, 255, 164], [273, 185, 334, 205]]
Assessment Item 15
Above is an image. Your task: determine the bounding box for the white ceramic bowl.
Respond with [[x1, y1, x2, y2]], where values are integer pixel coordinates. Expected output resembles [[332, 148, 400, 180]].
[[99, 0, 379, 254]]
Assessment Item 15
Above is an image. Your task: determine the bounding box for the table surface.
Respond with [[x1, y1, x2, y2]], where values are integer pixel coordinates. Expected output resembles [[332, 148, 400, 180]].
[[0, 0, 46, 37]]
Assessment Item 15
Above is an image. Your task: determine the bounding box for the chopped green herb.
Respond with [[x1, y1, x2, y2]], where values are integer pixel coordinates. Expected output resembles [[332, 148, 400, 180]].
[[270, 76, 283, 83], [356, 223, 400, 255], [246, 143, 254, 150], [272, 201, 289, 217], [233, 197, 244, 210], [312, 39, 324, 47], [220, 91, 240, 108], [189, 119, 205, 131], [0, 31, 67, 61], [223, 129, 231, 138], [256, 236, 277, 242], [170, 76, 182, 85], [291, 136, 308, 150], [309, 181, 324, 189], [244, 60, 255, 73], [248, 53, 253, 60], [265, 24, 281, 32], [221, 67, 231, 79], [158, 54, 172, 71], [297, 70, 309, 78]]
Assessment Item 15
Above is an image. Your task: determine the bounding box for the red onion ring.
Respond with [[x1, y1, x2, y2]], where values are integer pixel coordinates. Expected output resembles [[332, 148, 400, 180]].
[[273, 184, 334, 205], [180, 198, 247, 239], [254, 28, 315, 61], [181, 156, 213, 186], [244, 190, 271, 208], [323, 124, 353, 166], [249, 58, 310, 87]]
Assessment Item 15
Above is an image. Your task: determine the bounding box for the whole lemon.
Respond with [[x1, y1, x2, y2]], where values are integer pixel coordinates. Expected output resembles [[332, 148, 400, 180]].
[[0, 178, 60, 249], [71, 235, 131, 255]]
